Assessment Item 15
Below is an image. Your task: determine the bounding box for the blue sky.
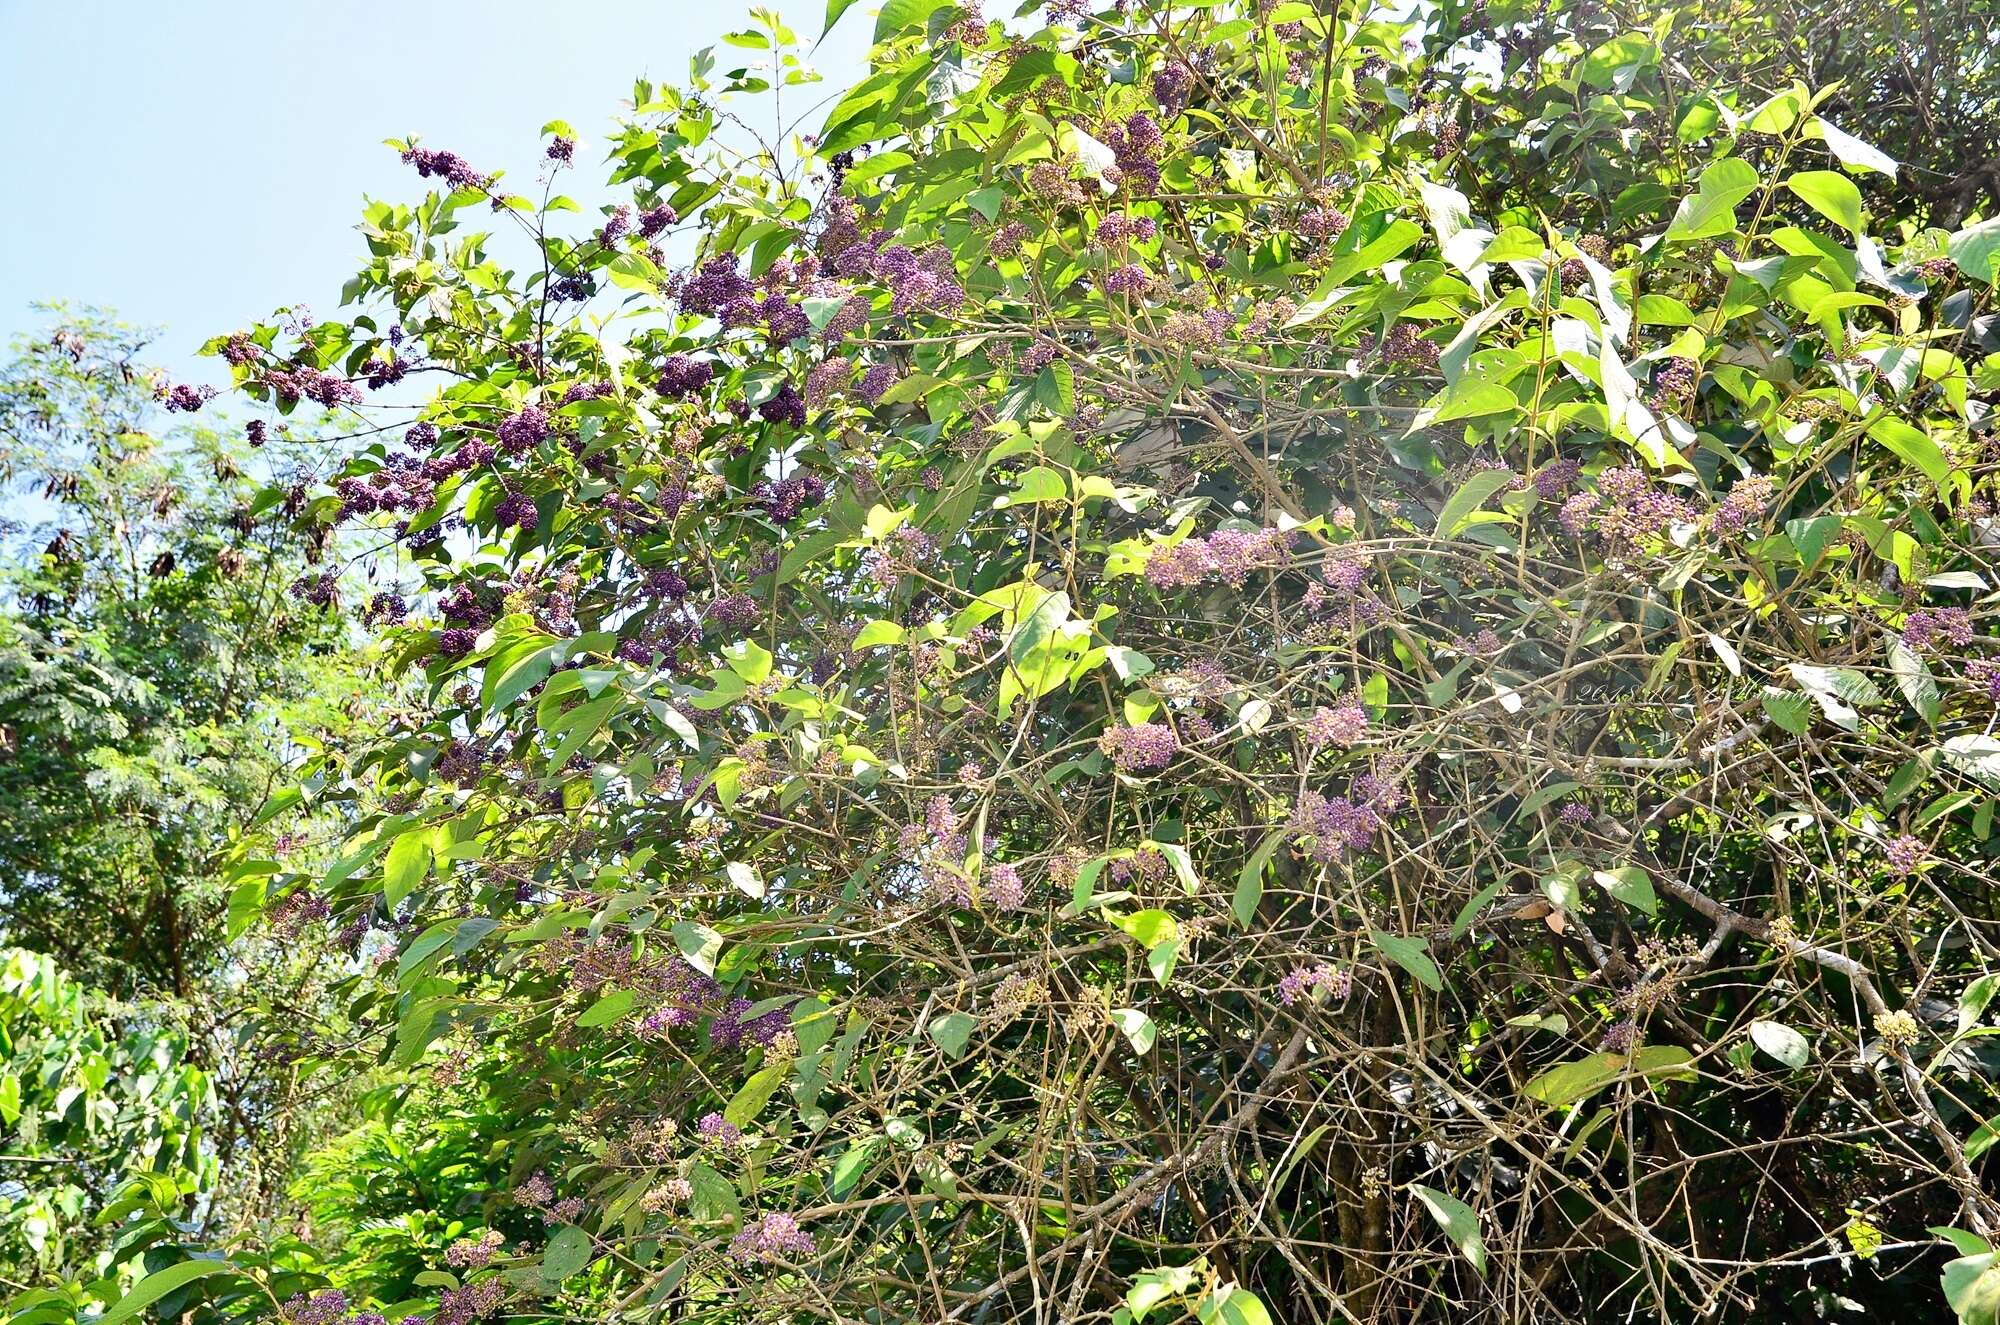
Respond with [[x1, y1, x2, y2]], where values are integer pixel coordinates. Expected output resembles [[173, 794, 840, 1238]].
[[0, 2, 872, 380]]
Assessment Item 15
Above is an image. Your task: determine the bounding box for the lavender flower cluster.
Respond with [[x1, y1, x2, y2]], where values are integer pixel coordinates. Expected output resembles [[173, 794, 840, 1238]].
[[730, 1212, 815, 1264], [1145, 527, 1291, 590], [1287, 773, 1404, 863], [1099, 723, 1180, 774]]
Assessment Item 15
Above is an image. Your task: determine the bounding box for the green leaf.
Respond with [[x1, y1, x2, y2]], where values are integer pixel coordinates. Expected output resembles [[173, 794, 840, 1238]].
[[1744, 83, 1807, 133], [725, 638, 774, 684], [1785, 170, 1864, 234], [1523, 1045, 1697, 1107], [541, 1224, 593, 1282], [1111, 1007, 1157, 1054], [1450, 880, 1504, 939], [852, 619, 905, 649], [1665, 157, 1760, 242], [576, 989, 635, 1027], [1232, 830, 1282, 927], [1806, 117, 1897, 177], [1960, 973, 2000, 1034], [383, 829, 432, 909], [1592, 866, 1659, 917], [1435, 468, 1517, 537], [874, 0, 951, 41], [1478, 226, 1546, 263], [1869, 416, 1952, 484], [94, 1260, 240, 1325], [1368, 930, 1444, 991], [725, 1063, 787, 1126], [1575, 30, 1654, 89], [1196, 1284, 1273, 1325], [1891, 641, 1940, 726], [1785, 514, 1841, 567], [1129, 1263, 1206, 1322], [1760, 686, 1813, 735], [830, 1136, 879, 1196], [1943, 735, 2000, 786], [823, 0, 865, 36], [688, 1161, 740, 1225], [725, 860, 765, 898], [998, 465, 1067, 506], [672, 920, 725, 975], [1410, 1185, 1487, 1275], [1749, 1019, 1811, 1068], [1034, 360, 1075, 417], [1950, 216, 2000, 285], [1429, 379, 1516, 425], [1944, 1251, 2000, 1325], [926, 1010, 977, 1060]]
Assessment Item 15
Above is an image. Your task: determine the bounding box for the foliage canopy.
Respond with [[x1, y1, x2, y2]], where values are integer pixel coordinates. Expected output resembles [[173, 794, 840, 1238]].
[[10, 1, 2000, 1323]]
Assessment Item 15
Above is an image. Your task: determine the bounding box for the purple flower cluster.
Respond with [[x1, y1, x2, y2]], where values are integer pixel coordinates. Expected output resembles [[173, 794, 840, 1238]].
[[711, 998, 791, 1051], [1884, 833, 1927, 875], [1304, 703, 1367, 748], [1649, 356, 1698, 413], [493, 490, 539, 530], [638, 203, 678, 238], [401, 146, 488, 191], [1558, 800, 1594, 827], [676, 255, 757, 317], [263, 366, 364, 408], [1099, 722, 1179, 774], [1709, 474, 1773, 536], [433, 1280, 504, 1325], [1153, 61, 1195, 113], [437, 628, 480, 658], [1278, 962, 1352, 1006], [1297, 201, 1350, 243], [871, 244, 967, 319], [560, 380, 614, 405], [1376, 322, 1438, 368], [282, 1292, 349, 1325], [655, 354, 713, 399], [984, 862, 1027, 911], [1968, 660, 2000, 702], [730, 1213, 815, 1264], [291, 571, 339, 609], [1161, 307, 1232, 351], [1096, 214, 1159, 246], [161, 382, 216, 412], [752, 473, 828, 523], [1145, 527, 1290, 590], [1588, 466, 1692, 550], [1600, 1018, 1639, 1054], [1532, 457, 1581, 498], [445, 1229, 505, 1270], [706, 593, 761, 630], [496, 405, 550, 454], [1288, 775, 1402, 862], [636, 958, 724, 1034], [858, 361, 900, 405], [1903, 607, 1973, 651], [758, 382, 807, 428], [697, 1111, 744, 1147], [335, 456, 437, 521], [1104, 262, 1154, 296], [806, 356, 852, 406]]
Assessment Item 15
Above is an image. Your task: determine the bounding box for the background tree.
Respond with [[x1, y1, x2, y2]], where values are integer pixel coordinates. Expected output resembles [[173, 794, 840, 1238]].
[[0, 311, 381, 1288]]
